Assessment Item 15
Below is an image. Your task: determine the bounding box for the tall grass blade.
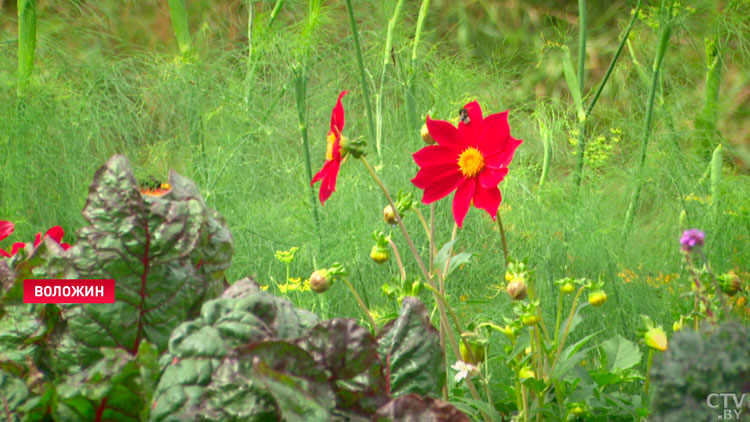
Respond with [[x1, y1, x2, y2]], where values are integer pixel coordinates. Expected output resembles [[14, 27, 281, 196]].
[[375, 0, 405, 160], [623, 2, 674, 234], [345, 0, 377, 150], [168, 0, 194, 59], [17, 0, 36, 98], [405, 0, 430, 131]]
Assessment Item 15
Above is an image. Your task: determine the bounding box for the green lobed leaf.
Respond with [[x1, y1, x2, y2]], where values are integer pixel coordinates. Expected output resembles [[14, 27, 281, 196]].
[[376, 297, 444, 397], [600, 334, 642, 371]]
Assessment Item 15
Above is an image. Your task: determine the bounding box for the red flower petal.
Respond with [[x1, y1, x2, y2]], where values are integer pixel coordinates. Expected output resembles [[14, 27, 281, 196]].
[[452, 178, 476, 228], [0, 221, 14, 242], [472, 184, 502, 220], [45, 226, 65, 244], [34, 232, 42, 247], [311, 160, 334, 186], [0, 249, 9, 257], [485, 137, 523, 168], [11, 242, 25, 255], [413, 145, 458, 167], [61, 242, 71, 250], [411, 164, 461, 189], [458, 100, 484, 147], [330, 91, 348, 135], [426, 116, 463, 151], [319, 159, 340, 205], [421, 172, 464, 204], [477, 111, 510, 156], [479, 167, 509, 189]]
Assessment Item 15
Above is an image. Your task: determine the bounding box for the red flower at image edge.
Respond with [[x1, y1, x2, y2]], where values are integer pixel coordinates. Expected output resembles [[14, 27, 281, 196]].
[[0, 222, 71, 257], [311, 91, 348, 205], [411, 101, 523, 228]]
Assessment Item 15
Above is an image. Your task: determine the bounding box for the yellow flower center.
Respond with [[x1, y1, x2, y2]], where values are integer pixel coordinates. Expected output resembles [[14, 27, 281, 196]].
[[325, 131, 336, 161], [457, 147, 485, 178]]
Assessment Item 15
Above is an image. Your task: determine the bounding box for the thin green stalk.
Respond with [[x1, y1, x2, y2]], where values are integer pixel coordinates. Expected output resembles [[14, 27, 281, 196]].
[[554, 289, 564, 341], [577, 0, 587, 98], [644, 348, 655, 394], [342, 277, 379, 335], [386, 238, 406, 282], [293, 66, 321, 236], [695, 36, 723, 156], [360, 157, 490, 422], [710, 143, 722, 212], [167, 0, 194, 58], [17, 0, 36, 98], [266, 0, 284, 30], [344, 0, 377, 146], [406, 0, 430, 129], [496, 212, 509, 267], [551, 287, 585, 373], [538, 120, 551, 189], [586, 0, 642, 116], [623, 3, 673, 234], [244, 0, 255, 106], [375, 0, 405, 160]]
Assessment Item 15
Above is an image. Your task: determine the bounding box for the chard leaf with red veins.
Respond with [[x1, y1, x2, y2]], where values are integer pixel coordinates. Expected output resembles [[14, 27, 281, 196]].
[[376, 297, 445, 398], [51, 154, 232, 369]]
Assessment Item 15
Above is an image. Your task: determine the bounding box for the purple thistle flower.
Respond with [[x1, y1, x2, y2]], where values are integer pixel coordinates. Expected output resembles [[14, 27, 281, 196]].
[[680, 229, 705, 252]]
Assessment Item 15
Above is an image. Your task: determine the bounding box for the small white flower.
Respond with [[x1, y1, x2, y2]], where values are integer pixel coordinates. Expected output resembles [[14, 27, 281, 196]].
[[451, 360, 478, 382]]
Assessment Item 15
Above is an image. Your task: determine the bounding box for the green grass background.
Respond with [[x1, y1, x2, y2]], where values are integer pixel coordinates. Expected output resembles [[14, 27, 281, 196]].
[[1, 0, 749, 398]]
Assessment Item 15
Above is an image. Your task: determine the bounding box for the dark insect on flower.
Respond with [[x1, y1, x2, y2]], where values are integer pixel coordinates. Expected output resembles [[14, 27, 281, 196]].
[[139, 176, 171, 196], [459, 108, 471, 125]]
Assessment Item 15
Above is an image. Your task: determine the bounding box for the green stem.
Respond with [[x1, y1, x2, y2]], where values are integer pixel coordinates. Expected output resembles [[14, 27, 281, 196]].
[[644, 348, 655, 394], [375, 0, 405, 160], [554, 289, 564, 342], [623, 3, 672, 234], [344, 0, 377, 146], [585, 0, 642, 116], [386, 238, 406, 282], [267, 0, 284, 30], [496, 212, 509, 266], [551, 287, 585, 373], [572, 0, 587, 190], [577, 0, 587, 98], [406, 0, 430, 129], [359, 157, 490, 422], [293, 66, 321, 236], [167, 0, 194, 58], [342, 277, 379, 335], [244, 0, 255, 106], [538, 120, 551, 189], [17, 0, 36, 98]]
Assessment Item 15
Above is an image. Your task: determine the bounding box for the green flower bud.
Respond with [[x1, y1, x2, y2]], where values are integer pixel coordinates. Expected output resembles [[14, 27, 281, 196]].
[[645, 326, 668, 351], [506, 277, 528, 301], [310, 269, 332, 293]]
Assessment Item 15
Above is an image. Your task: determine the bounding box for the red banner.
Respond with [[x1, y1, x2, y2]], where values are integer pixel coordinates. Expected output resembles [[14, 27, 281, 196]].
[[23, 279, 116, 304]]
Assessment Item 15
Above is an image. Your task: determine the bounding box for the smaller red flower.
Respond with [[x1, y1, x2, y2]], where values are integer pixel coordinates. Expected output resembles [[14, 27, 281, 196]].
[[311, 91, 348, 205], [411, 101, 523, 228], [0, 224, 71, 257]]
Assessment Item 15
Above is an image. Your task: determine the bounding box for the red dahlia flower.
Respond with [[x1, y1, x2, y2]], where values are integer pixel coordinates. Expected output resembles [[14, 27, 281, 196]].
[[311, 91, 348, 205], [0, 223, 71, 257], [411, 101, 522, 228]]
